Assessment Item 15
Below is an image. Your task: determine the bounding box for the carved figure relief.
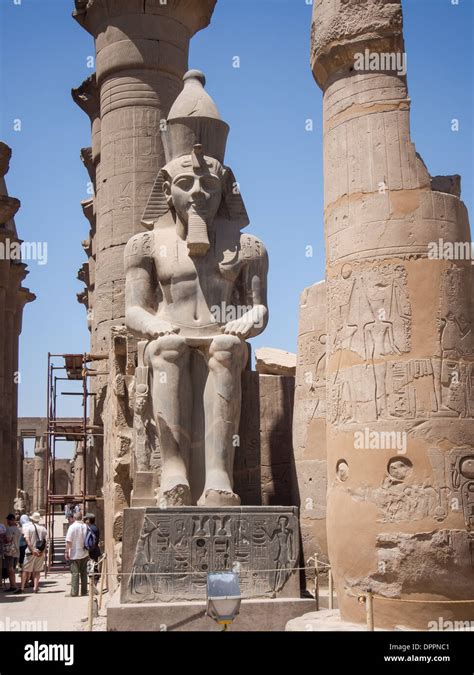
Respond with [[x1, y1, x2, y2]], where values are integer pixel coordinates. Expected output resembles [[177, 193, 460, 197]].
[[127, 510, 297, 601]]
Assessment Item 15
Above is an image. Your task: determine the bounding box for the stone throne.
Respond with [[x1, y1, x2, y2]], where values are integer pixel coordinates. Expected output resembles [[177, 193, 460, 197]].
[[108, 71, 313, 630]]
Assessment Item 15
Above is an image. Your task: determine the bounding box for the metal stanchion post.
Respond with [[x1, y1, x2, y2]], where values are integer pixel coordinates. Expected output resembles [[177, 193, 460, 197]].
[[88, 570, 94, 631], [328, 567, 334, 610], [98, 554, 106, 611], [314, 555, 319, 611], [366, 591, 374, 631]]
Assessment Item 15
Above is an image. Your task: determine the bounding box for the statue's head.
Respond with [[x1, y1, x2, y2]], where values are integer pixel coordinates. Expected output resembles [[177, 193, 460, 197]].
[[142, 70, 249, 257], [161, 147, 224, 256], [278, 515, 289, 530]]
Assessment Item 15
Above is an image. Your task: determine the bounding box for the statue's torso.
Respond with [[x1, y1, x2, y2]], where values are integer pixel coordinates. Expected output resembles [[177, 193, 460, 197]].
[[153, 224, 246, 338]]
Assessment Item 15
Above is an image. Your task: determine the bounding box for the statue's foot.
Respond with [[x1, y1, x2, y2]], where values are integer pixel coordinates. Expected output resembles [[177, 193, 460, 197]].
[[158, 482, 192, 507], [197, 489, 241, 507]]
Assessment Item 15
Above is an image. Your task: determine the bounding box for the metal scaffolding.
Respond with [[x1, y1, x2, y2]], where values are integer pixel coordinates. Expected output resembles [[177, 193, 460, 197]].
[[45, 353, 103, 572]]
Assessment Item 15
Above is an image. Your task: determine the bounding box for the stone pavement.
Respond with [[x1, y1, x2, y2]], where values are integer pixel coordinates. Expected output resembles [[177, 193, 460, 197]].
[[0, 572, 89, 631]]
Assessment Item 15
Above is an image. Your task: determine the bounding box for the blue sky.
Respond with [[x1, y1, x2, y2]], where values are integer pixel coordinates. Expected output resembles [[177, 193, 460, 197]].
[[0, 0, 472, 425]]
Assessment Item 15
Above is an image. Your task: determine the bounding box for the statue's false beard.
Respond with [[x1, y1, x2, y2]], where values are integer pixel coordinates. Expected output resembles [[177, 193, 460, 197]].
[[186, 204, 211, 256]]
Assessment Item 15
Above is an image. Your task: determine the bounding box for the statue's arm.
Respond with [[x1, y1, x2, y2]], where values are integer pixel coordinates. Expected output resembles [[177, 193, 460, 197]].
[[223, 236, 269, 339], [124, 234, 175, 339], [245, 247, 269, 337]]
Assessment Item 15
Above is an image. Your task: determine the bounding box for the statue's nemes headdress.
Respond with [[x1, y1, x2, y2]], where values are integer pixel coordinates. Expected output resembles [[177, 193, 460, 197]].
[[142, 70, 249, 229]]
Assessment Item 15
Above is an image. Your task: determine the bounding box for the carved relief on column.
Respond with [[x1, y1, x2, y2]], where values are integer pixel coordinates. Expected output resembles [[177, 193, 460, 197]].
[[293, 281, 328, 578], [102, 326, 135, 594]]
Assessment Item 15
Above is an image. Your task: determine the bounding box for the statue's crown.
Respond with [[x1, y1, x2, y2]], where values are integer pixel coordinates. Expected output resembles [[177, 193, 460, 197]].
[[142, 70, 249, 230], [163, 70, 229, 164]]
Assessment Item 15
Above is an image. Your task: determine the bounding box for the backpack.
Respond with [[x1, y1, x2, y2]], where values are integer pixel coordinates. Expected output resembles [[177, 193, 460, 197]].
[[33, 524, 46, 552], [84, 526, 96, 551]]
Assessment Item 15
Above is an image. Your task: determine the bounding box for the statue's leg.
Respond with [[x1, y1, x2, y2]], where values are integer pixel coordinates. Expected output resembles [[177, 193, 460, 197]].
[[198, 334, 248, 506], [145, 335, 192, 506]]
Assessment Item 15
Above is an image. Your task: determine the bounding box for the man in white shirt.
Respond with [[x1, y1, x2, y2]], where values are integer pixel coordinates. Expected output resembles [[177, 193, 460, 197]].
[[19, 512, 47, 593], [65, 511, 88, 597]]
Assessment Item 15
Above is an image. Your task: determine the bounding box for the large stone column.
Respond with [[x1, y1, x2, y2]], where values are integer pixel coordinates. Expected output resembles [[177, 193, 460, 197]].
[[10, 268, 32, 506], [312, 0, 474, 628], [0, 143, 35, 518]]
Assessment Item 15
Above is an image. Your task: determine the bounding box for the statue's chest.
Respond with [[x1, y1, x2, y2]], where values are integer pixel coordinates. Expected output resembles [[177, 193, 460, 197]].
[[155, 234, 242, 288]]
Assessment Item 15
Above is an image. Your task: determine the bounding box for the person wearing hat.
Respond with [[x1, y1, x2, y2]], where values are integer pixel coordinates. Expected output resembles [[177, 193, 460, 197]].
[[18, 512, 47, 593]]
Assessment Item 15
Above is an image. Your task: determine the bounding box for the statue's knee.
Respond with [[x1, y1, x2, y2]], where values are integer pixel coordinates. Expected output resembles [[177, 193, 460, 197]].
[[211, 334, 242, 353], [209, 335, 246, 369], [146, 335, 187, 366]]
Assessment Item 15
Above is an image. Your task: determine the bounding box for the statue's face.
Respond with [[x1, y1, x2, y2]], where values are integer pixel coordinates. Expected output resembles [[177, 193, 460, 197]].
[[388, 458, 412, 481], [163, 156, 223, 227]]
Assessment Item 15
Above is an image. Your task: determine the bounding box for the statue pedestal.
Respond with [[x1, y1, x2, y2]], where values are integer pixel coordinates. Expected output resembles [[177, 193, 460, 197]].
[[108, 506, 314, 630], [107, 595, 315, 632], [121, 506, 301, 602]]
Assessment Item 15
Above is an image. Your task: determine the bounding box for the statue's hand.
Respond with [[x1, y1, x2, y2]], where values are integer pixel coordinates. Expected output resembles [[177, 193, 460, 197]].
[[222, 306, 266, 339], [148, 320, 179, 339], [222, 315, 254, 339]]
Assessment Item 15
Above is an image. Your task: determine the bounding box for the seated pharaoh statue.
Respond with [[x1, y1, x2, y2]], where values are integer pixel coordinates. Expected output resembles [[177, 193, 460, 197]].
[[125, 70, 269, 508]]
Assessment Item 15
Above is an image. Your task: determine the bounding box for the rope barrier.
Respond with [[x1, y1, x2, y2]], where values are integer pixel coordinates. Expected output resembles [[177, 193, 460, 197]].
[[371, 595, 474, 605], [85, 564, 316, 576], [306, 556, 331, 569], [348, 589, 474, 604]]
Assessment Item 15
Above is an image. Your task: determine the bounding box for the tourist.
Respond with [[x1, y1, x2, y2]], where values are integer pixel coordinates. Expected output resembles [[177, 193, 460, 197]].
[[18, 514, 29, 570], [4, 514, 21, 592], [18, 512, 47, 594], [65, 511, 89, 597], [65, 503, 75, 525], [84, 513, 101, 586]]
